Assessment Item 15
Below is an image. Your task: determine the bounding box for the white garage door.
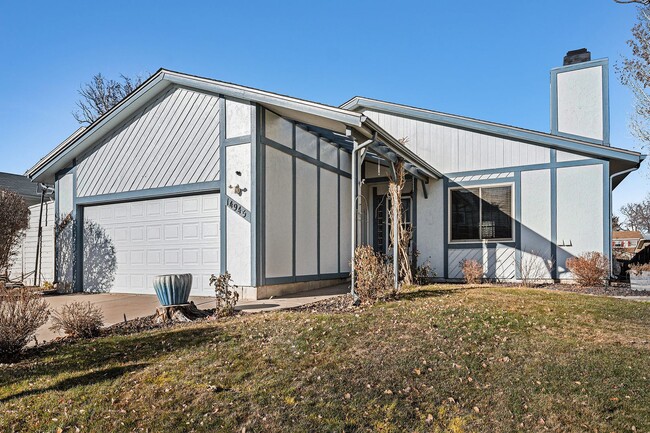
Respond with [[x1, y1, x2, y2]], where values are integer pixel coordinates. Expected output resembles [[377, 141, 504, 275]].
[[83, 193, 220, 295]]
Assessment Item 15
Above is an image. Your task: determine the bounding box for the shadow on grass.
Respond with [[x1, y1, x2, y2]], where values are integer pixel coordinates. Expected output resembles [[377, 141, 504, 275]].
[[0, 363, 148, 403], [398, 287, 466, 301], [0, 324, 227, 389]]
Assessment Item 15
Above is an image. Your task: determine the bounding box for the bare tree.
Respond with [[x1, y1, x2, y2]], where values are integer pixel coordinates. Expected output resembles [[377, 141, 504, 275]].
[[73, 73, 145, 125], [0, 189, 29, 279], [616, 4, 650, 148], [614, 1, 650, 4], [620, 193, 650, 232], [612, 215, 623, 231]]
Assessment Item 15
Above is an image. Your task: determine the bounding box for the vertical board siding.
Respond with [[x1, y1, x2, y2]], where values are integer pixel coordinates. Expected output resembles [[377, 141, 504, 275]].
[[9, 201, 55, 284], [76, 86, 221, 197], [365, 110, 550, 173]]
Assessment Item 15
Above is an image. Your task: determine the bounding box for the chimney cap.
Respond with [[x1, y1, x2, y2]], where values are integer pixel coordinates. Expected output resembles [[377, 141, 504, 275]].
[[564, 48, 591, 66]]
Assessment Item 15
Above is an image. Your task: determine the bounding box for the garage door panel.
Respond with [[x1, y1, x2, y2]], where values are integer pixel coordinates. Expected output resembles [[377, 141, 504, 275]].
[[131, 226, 145, 242], [182, 223, 200, 239], [202, 221, 219, 239], [203, 247, 219, 265], [182, 196, 200, 214], [146, 225, 163, 241], [83, 193, 220, 295]]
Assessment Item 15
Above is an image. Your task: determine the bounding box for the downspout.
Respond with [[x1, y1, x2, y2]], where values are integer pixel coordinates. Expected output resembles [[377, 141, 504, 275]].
[[351, 135, 376, 302], [609, 166, 640, 278]]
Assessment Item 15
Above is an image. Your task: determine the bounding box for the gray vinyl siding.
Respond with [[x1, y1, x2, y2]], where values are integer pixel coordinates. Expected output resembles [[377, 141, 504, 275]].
[[364, 110, 550, 173], [76, 85, 221, 197], [9, 201, 55, 284]]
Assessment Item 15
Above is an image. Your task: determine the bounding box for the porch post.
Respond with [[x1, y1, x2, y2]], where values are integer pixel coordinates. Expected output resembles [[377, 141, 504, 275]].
[[350, 135, 376, 300], [393, 194, 399, 290], [351, 141, 357, 298]]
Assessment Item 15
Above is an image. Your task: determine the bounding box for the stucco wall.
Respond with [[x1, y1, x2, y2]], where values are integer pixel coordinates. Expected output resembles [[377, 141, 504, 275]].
[[556, 163, 604, 278], [556, 65, 604, 142], [262, 109, 351, 283]]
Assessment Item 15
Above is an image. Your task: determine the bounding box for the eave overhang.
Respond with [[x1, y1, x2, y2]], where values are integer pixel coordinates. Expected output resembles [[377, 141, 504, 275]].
[[341, 96, 645, 169], [27, 69, 367, 184]]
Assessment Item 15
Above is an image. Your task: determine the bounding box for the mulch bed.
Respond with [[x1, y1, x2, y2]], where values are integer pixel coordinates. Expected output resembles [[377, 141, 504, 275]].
[[287, 294, 359, 314], [537, 282, 650, 297]]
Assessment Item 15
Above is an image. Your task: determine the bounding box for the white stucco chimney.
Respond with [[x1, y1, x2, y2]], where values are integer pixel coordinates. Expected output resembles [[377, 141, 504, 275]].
[[550, 48, 610, 145]]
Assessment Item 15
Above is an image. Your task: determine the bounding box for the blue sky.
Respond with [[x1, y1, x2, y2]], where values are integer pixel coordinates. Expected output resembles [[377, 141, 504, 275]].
[[0, 0, 645, 214]]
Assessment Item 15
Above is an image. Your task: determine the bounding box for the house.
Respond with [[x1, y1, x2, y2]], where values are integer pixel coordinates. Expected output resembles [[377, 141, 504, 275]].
[[0, 172, 55, 285], [26, 49, 645, 299], [0, 172, 42, 206], [612, 230, 645, 255]]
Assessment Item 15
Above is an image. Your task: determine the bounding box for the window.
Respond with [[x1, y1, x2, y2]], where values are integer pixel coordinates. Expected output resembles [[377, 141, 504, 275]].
[[450, 185, 513, 242]]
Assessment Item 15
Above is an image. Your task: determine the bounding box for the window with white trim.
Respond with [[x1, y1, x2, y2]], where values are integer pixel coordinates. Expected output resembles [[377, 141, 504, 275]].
[[450, 185, 513, 242]]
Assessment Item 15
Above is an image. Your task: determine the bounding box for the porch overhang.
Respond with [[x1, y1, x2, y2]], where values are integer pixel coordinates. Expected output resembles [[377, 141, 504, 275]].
[[353, 117, 443, 182], [348, 118, 443, 300]]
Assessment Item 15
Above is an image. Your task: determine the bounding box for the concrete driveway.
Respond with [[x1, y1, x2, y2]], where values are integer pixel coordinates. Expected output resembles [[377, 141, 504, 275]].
[[35, 284, 348, 344]]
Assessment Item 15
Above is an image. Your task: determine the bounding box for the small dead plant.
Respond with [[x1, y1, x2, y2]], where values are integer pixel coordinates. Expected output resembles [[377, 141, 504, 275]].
[[210, 272, 239, 318], [518, 250, 553, 287], [353, 245, 395, 303], [566, 252, 609, 287], [461, 259, 483, 285], [628, 263, 650, 275], [0, 288, 50, 361], [50, 301, 104, 338]]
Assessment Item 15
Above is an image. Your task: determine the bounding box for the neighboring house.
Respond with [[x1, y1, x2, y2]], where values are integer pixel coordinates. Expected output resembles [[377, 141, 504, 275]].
[[0, 172, 41, 206], [612, 230, 649, 259], [0, 172, 55, 285], [25, 49, 645, 299], [613, 230, 643, 253]]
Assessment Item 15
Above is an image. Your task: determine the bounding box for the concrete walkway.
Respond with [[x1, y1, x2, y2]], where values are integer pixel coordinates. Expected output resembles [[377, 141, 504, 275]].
[[613, 295, 650, 302], [35, 284, 348, 344]]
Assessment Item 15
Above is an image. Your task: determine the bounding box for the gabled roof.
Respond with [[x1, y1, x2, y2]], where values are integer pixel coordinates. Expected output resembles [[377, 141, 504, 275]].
[[28, 69, 441, 183], [613, 230, 642, 240], [340, 96, 645, 168]]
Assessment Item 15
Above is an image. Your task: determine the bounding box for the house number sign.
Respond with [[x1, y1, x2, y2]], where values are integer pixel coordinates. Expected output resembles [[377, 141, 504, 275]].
[[227, 197, 250, 221]]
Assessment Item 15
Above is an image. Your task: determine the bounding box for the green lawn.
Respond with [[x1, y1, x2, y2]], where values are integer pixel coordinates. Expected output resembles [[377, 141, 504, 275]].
[[1, 286, 649, 432]]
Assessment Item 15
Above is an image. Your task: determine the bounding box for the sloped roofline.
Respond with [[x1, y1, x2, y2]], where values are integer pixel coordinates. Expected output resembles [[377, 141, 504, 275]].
[[27, 69, 368, 182], [340, 96, 644, 164]]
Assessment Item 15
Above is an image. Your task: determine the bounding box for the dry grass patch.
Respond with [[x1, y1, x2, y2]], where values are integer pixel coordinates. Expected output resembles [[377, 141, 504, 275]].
[[0, 285, 649, 432]]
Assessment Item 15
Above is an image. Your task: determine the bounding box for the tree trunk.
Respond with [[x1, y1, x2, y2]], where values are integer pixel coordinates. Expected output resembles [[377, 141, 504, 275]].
[[154, 301, 210, 324]]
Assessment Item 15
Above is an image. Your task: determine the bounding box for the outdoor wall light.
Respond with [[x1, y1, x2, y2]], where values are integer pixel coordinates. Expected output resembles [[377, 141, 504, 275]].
[[229, 184, 247, 196]]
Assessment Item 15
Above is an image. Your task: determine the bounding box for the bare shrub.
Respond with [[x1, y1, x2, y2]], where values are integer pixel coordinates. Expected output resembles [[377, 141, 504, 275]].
[[50, 301, 104, 338], [353, 245, 395, 303], [628, 263, 650, 275], [210, 272, 239, 318], [0, 189, 30, 277], [461, 259, 483, 285], [566, 252, 609, 287], [413, 250, 436, 285], [0, 288, 50, 361]]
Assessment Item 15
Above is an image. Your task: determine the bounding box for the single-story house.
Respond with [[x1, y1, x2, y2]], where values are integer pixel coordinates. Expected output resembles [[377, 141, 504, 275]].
[[25, 49, 645, 299]]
